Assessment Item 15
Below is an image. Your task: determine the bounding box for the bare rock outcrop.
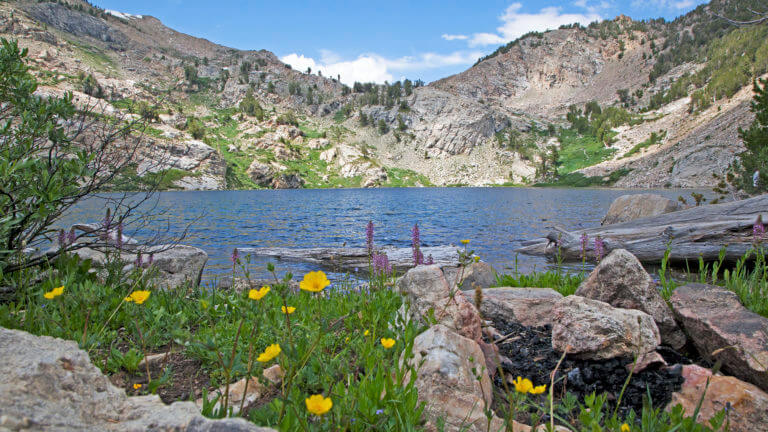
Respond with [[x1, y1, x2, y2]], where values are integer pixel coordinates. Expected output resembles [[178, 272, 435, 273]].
[[670, 284, 768, 391], [551, 295, 660, 360], [575, 249, 686, 349], [479, 288, 563, 328], [601, 194, 680, 225], [0, 327, 275, 432]]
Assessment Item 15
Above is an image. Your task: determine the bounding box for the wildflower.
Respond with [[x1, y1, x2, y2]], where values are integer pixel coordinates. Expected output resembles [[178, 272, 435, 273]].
[[68, 228, 76, 245], [299, 270, 330, 292], [473, 256, 480, 263], [425, 254, 434, 265], [147, 253, 154, 266], [366, 220, 374, 255], [375, 409, 384, 415], [116, 223, 123, 249], [57, 229, 67, 248], [102, 208, 112, 231], [753, 216, 765, 244], [281, 305, 296, 314], [305, 394, 333, 416], [125, 290, 151, 305], [231, 248, 239, 264], [43, 286, 65, 300], [621, 424, 630, 432], [345, 336, 350, 343], [460, 239, 470, 245], [594, 236, 605, 262], [257, 343, 281, 363], [530, 384, 547, 395], [511, 376, 533, 394], [580, 233, 589, 260], [364, 329, 370, 336], [372, 253, 392, 276], [200, 299, 209, 309], [248, 285, 270, 300], [133, 383, 142, 390], [411, 223, 424, 266], [380, 338, 395, 349], [135, 251, 143, 268]]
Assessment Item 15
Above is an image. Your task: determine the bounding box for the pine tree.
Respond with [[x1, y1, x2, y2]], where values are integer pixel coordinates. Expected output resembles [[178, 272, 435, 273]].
[[737, 78, 768, 193]]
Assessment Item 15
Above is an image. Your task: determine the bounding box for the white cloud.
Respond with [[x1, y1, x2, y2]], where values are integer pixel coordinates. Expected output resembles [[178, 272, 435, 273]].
[[631, 0, 698, 9], [441, 34, 468, 41], [467, 2, 602, 47], [280, 50, 483, 85]]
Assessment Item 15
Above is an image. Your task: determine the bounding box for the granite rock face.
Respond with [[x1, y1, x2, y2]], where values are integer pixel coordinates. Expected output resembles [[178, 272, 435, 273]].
[[479, 287, 563, 327], [670, 284, 768, 391], [601, 194, 680, 225], [0, 327, 275, 432]]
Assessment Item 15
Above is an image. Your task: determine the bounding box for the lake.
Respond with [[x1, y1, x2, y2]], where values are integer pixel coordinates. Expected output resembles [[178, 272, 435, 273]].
[[59, 187, 704, 283]]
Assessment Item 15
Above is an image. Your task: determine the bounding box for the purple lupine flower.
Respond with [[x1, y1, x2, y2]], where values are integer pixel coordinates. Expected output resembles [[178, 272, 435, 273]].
[[580, 233, 589, 260], [753, 216, 765, 244], [373, 253, 392, 276], [231, 248, 239, 264], [425, 255, 434, 265], [594, 236, 605, 262], [68, 228, 76, 245], [375, 409, 384, 415], [58, 229, 67, 248], [366, 220, 374, 256], [411, 223, 424, 266], [102, 208, 111, 231], [135, 251, 143, 268], [147, 253, 154, 267], [116, 223, 123, 250]]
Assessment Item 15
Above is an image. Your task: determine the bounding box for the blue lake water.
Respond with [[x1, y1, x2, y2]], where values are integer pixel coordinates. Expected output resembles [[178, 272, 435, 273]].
[[59, 187, 704, 283]]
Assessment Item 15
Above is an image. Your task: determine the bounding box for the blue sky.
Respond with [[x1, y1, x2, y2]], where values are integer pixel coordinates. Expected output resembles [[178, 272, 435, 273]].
[[93, 0, 709, 84]]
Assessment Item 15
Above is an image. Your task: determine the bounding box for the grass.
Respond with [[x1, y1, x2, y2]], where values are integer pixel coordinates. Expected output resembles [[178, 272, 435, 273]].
[[535, 169, 631, 188], [382, 168, 433, 188], [68, 39, 115, 73], [493, 256, 585, 296], [623, 131, 666, 158], [557, 129, 617, 174]]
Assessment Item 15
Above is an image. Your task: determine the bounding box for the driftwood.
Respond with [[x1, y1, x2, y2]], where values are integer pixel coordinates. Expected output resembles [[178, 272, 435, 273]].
[[239, 245, 462, 273], [516, 194, 768, 264]]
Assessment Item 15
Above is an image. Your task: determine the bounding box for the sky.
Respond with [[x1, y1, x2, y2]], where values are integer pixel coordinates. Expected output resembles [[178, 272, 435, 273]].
[[92, 0, 710, 85]]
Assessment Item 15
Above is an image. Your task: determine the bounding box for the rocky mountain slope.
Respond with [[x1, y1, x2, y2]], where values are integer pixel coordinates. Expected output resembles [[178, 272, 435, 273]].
[[1, 0, 764, 190]]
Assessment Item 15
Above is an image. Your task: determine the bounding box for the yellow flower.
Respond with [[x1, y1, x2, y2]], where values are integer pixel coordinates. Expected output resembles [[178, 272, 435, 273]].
[[299, 270, 330, 292], [364, 330, 370, 336], [474, 256, 480, 263], [620, 424, 630, 432], [460, 239, 470, 245], [125, 290, 151, 305], [512, 376, 533, 394], [43, 286, 65, 299], [257, 343, 281, 363], [133, 383, 142, 390], [530, 384, 547, 395], [380, 338, 395, 349], [200, 299, 209, 309], [345, 336, 350, 343], [249, 285, 270, 300], [305, 394, 333, 415], [281, 305, 296, 314]]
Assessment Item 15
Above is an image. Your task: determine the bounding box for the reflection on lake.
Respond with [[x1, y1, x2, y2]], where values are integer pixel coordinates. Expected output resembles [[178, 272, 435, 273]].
[[59, 187, 704, 282]]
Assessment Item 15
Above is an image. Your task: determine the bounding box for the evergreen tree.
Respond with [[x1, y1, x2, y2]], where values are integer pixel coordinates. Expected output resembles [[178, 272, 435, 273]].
[[377, 119, 388, 135], [737, 78, 768, 193]]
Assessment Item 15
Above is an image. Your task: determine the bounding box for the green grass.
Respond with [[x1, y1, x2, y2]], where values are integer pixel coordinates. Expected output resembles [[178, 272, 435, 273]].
[[68, 39, 115, 73], [299, 124, 326, 139], [382, 168, 433, 187], [494, 261, 585, 297], [623, 131, 666, 158], [535, 169, 631, 188], [557, 129, 617, 174]]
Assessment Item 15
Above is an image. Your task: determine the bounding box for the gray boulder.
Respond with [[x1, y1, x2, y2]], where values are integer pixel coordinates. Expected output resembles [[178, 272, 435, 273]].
[[479, 287, 563, 327], [601, 193, 680, 225], [246, 160, 274, 187], [0, 327, 275, 432], [575, 249, 686, 349], [444, 262, 497, 291], [551, 296, 661, 360]]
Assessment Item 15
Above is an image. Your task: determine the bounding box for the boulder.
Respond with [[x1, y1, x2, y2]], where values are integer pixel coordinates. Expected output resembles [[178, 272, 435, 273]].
[[551, 296, 660, 360], [575, 249, 686, 349], [247, 160, 273, 187], [406, 325, 493, 432], [396, 265, 482, 341], [195, 365, 283, 415], [601, 193, 680, 225], [478, 288, 563, 327], [271, 173, 303, 189], [670, 284, 768, 391], [307, 138, 329, 149], [0, 327, 274, 432], [667, 365, 768, 432], [444, 262, 497, 291]]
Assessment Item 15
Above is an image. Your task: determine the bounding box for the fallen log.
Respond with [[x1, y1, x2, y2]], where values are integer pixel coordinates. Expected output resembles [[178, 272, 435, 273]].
[[239, 245, 462, 273], [516, 194, 768, 264]]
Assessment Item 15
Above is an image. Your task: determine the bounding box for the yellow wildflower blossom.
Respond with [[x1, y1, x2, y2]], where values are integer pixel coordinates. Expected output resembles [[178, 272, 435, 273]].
[[380, 338, 395, 349], [299, 270, 330, 292], [512, 376, 533, 394], [125, 290, 151, 305], [621, 424, 630, 432], [530, 384, 547, 395], [249, 285, 270, 300], [257, 344, 281, 363], [43, 286, 65, 300], [364, 330, 370, 336], [133, 383, 142, 390], [460, 239, 470, 245], [305, 394, 333, 415], [281, 305, 296, 314]]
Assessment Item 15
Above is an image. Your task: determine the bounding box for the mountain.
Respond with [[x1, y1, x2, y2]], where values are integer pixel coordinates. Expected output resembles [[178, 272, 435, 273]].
[[2, 0, 765, 191]]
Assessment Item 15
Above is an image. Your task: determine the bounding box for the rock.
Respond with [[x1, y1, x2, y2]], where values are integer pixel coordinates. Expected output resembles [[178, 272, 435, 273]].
[[196, 365, 283, 415], [307, 138, 329, 149], [478, 287, 563, 327], [575, 249, 686, 349], [396, 265, 482, 341], [667, 365, 768, 432], [444, 262, 497, 291], [271, 173, 304, 189], [551, 296, 661, 360], [670, 284, 768, 391], [74, 244, 208, 290], [406, 325, 493, 432], [626, 351, 667, 373], [601, 193, 680, 225], [0, 327, 274, 432], [274, 125, 302, 141], [247, 160, 274, 187]]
